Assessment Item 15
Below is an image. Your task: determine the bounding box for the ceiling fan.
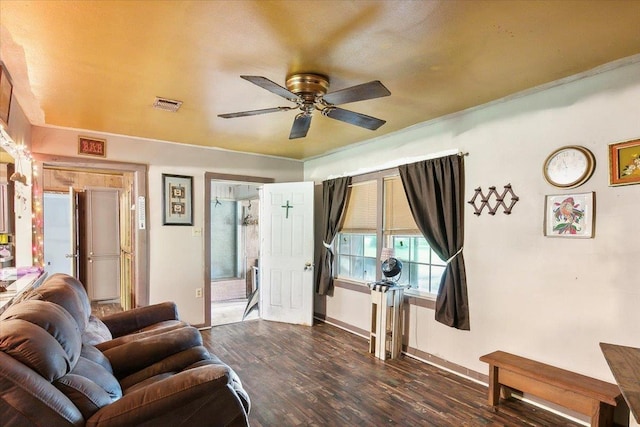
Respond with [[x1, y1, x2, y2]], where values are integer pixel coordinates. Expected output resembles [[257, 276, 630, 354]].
[[218, 73, 391, 139]]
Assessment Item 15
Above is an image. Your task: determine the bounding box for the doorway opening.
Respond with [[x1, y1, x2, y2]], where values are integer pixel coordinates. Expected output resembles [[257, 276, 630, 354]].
[[42, 168, 132, 310], [35, 154, 149, 310], [204, 172, 273, 327]]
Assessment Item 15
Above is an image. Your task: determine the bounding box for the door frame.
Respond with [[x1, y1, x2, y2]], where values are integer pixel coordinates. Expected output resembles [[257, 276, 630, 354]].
[[33, 153, 149, 306], [204, 172, 274, 327]]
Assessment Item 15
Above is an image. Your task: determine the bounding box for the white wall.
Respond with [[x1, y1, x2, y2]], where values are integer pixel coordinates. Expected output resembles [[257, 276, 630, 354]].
[[31, 127, 303, 324], [305, 59, 640, 386]]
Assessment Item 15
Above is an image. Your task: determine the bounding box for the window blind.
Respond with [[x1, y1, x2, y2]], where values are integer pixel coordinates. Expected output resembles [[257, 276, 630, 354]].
[[384, 176, 419, 234], [341, 180, 377, 232]]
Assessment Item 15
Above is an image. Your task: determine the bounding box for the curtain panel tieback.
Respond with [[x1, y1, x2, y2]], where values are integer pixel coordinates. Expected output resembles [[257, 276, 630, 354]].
[[445, 247, 463, 265], [323, 241, 332, 249]]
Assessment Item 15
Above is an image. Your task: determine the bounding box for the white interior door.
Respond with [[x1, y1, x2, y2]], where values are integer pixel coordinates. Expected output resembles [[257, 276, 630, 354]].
[[43, 188, 78, 277], [259, 182, 314, 326], [86, 189, 121, 301]]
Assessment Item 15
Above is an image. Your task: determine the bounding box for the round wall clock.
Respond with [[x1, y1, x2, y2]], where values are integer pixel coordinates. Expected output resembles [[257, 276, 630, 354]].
[[543, 145, 595, 188]]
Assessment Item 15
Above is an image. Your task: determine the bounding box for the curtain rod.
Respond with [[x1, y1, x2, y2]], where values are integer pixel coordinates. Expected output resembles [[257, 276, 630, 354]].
[[327, 149, 469, 180]]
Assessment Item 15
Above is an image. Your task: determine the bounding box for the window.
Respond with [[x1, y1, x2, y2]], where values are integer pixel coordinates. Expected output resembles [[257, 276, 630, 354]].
[[335, 172, 444, 295], [389, 236, 445, 294], [336, 180, 378, 282], [337, 233, 377, 282]]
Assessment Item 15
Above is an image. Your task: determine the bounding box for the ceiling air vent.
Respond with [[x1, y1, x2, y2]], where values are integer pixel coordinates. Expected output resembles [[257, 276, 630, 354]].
[[153, 97, 183, 112]]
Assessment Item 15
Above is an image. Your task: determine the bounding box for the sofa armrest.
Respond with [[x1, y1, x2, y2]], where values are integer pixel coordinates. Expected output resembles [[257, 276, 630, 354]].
[[119, 345, 212, 391], [99, 302, 179, 337], [101, 326, 203, 378], [86, 365, 249, 427]]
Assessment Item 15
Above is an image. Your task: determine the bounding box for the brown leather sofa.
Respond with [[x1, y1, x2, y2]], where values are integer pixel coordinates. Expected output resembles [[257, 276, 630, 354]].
[[0, 274, 250, 426]]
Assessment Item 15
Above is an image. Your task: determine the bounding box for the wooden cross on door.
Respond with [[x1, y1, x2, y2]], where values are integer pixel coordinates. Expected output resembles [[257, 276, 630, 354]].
[[281, 200, 293, 219]]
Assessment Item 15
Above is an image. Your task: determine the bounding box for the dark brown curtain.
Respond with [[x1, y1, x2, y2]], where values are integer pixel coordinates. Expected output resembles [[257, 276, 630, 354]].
[[399, 154, 469, 330], [316, 176, 351, 295]]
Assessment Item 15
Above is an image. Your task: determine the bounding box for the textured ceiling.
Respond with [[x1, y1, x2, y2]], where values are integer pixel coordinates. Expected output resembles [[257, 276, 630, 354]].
[[1, 1, 640, 160]]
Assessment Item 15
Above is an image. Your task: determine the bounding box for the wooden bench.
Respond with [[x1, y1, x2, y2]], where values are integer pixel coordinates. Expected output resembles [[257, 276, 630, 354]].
[[480, 350, 622, 427]]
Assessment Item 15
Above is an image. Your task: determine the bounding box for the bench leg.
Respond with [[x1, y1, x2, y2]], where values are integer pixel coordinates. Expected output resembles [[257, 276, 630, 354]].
[[487, 365, 500, 407], [591, 401, 614, 427], [500, 385, 519, 401]]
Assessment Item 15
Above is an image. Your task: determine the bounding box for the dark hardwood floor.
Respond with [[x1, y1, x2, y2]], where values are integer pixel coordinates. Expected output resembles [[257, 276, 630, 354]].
[[201, 320, 582, 427]]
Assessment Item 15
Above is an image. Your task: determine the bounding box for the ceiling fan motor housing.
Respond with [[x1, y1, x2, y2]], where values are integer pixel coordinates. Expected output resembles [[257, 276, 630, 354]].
[[286, 73, 330, 99]]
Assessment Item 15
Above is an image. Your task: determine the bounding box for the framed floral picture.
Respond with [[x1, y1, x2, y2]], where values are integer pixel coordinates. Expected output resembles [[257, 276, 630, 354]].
[[544, 192, 595, 238], [609, 138, 640, 186]]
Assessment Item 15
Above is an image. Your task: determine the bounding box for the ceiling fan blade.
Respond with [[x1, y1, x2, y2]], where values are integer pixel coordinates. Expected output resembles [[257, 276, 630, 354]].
[[241, 76, 299, 101], [289, 114, 312, 139], [323, 107, 386, 130], [322, 80, 391, 105], [218, 106, 294, 118]]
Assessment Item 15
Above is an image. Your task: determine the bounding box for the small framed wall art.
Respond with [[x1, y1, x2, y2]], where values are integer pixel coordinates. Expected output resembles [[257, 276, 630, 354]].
[[608, 138, 640, 186], [162, 174, 193, 226], [0, 62, 13, 128], [78, 136, 107, 157], [544, 192, 595, 238]]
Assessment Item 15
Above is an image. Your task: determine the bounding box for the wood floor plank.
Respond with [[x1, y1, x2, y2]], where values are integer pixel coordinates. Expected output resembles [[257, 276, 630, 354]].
[[201, 320, 582, 426]]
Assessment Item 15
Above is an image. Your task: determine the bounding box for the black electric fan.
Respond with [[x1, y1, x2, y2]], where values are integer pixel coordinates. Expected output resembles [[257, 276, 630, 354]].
[[381, 257, 402, 284]]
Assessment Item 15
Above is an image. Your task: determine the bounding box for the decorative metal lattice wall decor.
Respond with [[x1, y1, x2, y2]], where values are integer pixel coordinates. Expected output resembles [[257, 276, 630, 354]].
[[468, 184, 519, 216]]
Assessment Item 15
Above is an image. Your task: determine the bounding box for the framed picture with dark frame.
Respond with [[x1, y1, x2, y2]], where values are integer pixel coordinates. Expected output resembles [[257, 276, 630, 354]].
[[0, 62, 13, 128], [162, 174, 193, 225], [609, 138, 640, 186]]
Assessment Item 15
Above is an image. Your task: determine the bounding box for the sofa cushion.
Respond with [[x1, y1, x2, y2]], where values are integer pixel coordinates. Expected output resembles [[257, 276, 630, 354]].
[[0, 300, 82, 381], [81, 344, 114, 374], [0, 351, 85, 427], [69, 356, 122, 400], [29, 274, 91, 331], [46, 273, 93, 315], [54, 373, 115, 420], [82, 315, 113, 345], [54, 356, 122, 420]]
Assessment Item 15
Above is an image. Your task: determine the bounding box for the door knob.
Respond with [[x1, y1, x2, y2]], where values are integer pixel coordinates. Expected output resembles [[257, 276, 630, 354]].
[[304, 262, 313, 271]]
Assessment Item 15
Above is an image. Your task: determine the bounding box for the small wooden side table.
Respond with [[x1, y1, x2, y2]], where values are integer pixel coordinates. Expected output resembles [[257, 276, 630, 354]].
[[368, 282, 406, 361]]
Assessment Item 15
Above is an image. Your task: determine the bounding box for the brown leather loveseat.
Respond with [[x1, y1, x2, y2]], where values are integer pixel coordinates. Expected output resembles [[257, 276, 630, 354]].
[[0, 273, 250, 426]]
